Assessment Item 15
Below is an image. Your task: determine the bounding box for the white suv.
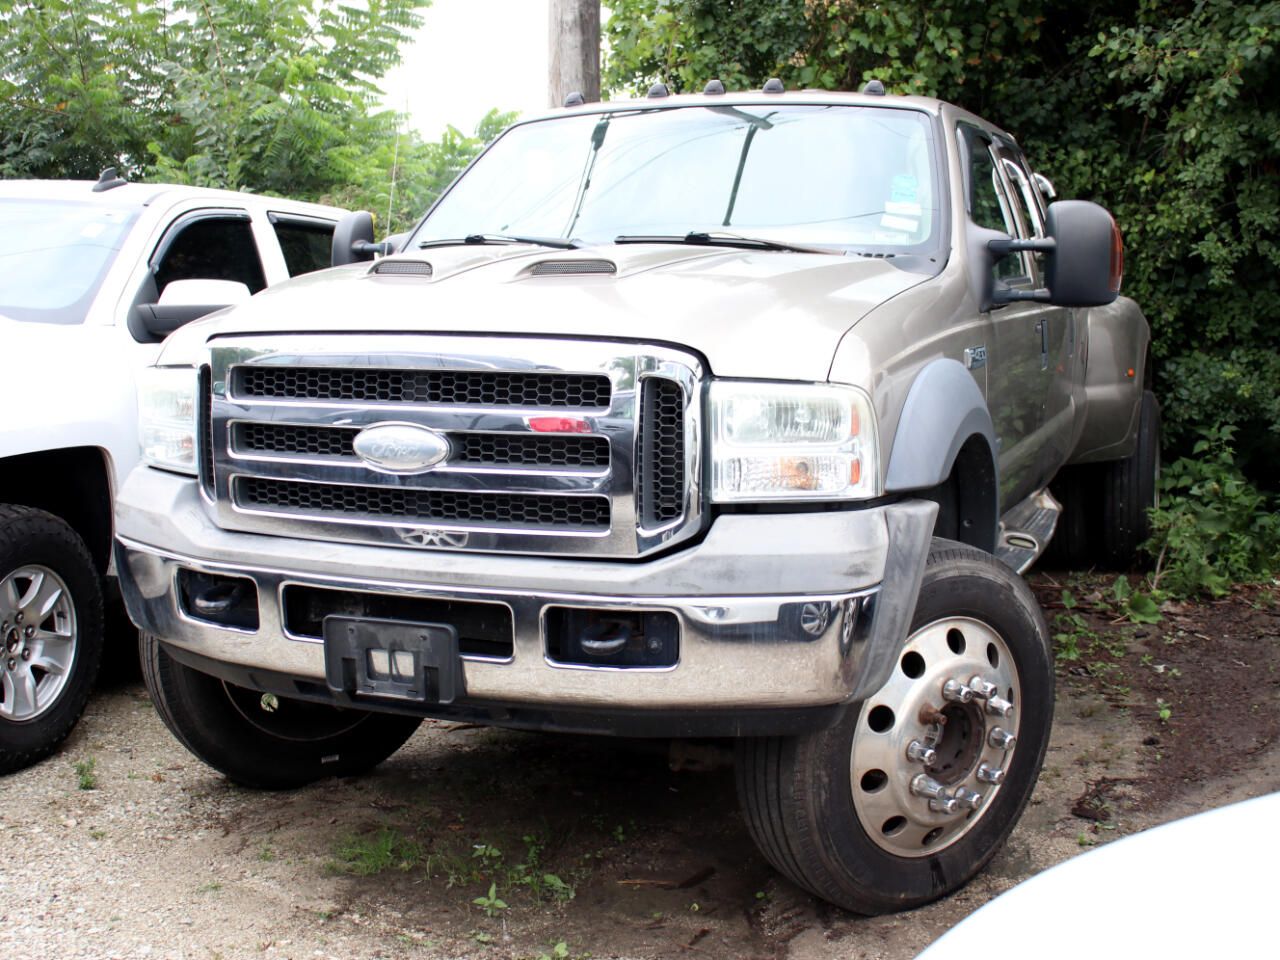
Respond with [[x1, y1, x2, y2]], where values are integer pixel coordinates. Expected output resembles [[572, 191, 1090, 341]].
[[0, 171, 348, 772]]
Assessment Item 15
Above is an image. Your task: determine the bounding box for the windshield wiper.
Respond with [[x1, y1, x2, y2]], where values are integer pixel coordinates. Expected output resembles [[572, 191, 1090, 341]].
[[614, 231, 838, 255], [417, 233, 580, 250]]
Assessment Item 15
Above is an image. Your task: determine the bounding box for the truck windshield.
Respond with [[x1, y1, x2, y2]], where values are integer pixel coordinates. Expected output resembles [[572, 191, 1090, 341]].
[[0, 198, 140, 324], [411, 104, 940, 254]]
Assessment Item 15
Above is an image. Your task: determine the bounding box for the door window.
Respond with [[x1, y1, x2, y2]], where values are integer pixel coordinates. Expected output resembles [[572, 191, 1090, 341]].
[[153, 216, 266, 295], [965, 134, 1028, 283], [272, 217, 336, 276]]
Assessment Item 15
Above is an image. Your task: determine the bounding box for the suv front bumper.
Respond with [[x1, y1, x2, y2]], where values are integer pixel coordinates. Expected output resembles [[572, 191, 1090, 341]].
[[115, 468, 936, 729]]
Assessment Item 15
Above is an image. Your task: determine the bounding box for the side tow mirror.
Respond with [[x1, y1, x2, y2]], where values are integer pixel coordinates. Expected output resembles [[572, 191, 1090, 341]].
[[138, 278, 252, 338], [1042, 200, 1122, 308], [983, 200, 1123, 309], [331, 211, 393, 266]]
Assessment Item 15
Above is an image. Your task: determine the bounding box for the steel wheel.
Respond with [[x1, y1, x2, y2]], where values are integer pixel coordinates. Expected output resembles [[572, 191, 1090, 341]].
[[851, 616, 1019, 857], [0, 565, 78, 721]]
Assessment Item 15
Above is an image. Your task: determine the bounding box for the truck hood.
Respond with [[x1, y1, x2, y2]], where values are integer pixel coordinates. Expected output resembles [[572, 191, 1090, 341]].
[[167, 244, 931, 381]]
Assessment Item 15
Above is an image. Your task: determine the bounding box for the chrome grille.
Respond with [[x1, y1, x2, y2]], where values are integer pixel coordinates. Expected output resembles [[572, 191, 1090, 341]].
[[234, 365, 611, 407], [203, 335, 703, 557], [232, 422, 610, 469], [237, 477, 611, 531]]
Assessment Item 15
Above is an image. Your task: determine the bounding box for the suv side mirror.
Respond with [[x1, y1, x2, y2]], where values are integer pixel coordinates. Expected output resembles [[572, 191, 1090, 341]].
[[985, 200, 1123, 309], [331, 211, 394, 266], [138, 278, 252, 339]]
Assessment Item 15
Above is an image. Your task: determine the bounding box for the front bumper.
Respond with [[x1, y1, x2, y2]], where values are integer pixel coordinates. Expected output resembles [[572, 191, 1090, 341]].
[[116, 468, 936, 725]]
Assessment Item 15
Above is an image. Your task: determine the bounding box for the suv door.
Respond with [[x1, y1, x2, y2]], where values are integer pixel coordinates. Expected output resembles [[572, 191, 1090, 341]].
[[962, 127, 1060, 508]]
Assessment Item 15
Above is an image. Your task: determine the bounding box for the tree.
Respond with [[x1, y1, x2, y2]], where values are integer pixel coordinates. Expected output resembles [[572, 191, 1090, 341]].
[[604, 1, 1280, 475]]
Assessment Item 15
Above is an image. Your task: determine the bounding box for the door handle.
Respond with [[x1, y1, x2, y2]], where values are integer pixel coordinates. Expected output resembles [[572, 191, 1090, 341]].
[[1036, 318, 1049, 370]]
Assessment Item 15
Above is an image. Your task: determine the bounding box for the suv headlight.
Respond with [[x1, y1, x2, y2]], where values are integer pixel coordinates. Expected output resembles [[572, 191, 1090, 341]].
[[709, 381, 879, 502], [138, 366, 198, 475]]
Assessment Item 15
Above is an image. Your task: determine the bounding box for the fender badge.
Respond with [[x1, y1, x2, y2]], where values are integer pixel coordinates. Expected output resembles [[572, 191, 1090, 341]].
[[353, 423, 450, 474], [964, 346, 988, 370]]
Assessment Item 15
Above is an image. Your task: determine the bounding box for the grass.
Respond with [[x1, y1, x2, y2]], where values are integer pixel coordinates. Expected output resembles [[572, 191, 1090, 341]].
[[73, 757, 97, 790], [330, 828, 422, 876]]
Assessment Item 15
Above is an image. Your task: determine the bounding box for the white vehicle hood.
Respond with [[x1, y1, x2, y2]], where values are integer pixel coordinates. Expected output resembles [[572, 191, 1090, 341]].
[[162, 244, 931, 382]]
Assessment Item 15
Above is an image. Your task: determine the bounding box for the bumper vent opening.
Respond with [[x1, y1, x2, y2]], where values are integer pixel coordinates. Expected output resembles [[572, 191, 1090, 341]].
[[283, 585, 513, 659], [545, 607, 679, 668], [198, 365, 215, 498], [636, 377, 686, 526]]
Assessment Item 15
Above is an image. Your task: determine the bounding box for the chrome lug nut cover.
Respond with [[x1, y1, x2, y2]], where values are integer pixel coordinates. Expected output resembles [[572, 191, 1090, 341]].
[[988, 727, 1016, 749], [906, 739, 937, 765], [942, 679, 974, 703], [952, 787, 984, 810], [977, 762, 1005, 785], [968, 676, 998, 699], [986, 695, 1014, 718]]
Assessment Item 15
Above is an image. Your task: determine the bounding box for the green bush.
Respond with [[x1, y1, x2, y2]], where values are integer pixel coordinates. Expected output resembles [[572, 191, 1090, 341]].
[[1145, 426, 1280, 597]]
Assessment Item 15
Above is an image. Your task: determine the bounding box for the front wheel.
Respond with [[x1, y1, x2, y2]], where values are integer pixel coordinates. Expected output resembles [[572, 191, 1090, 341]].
[[0, 505, 104, 774], [140, 634, 422, 789], [736, 539, 1054, 914]]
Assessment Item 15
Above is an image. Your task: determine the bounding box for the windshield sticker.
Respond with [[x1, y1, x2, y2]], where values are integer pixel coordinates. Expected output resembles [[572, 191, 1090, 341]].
[[874, 230, 912, 244], [890, 174, 919, 204], [880, 213, 919, 233], [885, 200, 923, 217], [79, 222, 106, 238]]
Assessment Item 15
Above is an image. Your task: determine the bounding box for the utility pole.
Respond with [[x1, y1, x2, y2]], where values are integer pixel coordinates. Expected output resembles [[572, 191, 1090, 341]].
[[549, 0, 600, 107]]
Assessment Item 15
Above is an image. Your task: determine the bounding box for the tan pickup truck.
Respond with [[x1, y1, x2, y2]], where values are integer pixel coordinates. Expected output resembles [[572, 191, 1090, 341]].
[[115, 83, 1157, 913]]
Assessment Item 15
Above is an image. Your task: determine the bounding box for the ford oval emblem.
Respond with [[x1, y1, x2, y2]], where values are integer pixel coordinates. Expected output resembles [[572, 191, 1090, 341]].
[[352, 423, 450, 474]]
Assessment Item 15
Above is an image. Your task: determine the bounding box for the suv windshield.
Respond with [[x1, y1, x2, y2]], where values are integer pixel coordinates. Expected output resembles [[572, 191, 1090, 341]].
[[0, 198, 140, 324], [410, 104, 941, 254]]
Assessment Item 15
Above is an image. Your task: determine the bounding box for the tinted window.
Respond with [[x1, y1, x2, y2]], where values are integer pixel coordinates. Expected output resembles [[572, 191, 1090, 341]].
[[273, 218, 335, 276], [967, 136, 1025, 281], [0, 199, 140, 324], [413, 105, 941, 253], [154, 217, 266, 295]]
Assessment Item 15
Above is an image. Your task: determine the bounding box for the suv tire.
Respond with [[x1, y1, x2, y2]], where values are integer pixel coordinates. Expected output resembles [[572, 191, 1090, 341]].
[[140, 634, 421, 789], [736, 539, 1053, 914], [0, 505, 104, 774]]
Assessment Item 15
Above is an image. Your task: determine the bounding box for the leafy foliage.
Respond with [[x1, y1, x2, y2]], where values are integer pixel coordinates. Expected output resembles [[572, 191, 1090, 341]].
[[0, 0, 513, 233], [1145, 426, 1280, 597], [604, 1, 1280, 480]]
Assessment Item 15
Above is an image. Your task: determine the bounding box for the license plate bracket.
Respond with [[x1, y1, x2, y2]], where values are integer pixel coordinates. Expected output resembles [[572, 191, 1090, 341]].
[[323, 616, 462, 704]]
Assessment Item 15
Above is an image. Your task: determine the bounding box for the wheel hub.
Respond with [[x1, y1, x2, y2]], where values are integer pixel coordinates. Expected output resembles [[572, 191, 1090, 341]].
[[0, 565, 77, 722], [850, 617, 1021, 858]]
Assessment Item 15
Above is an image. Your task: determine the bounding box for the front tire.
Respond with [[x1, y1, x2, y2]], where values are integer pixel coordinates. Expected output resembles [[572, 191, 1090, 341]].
[[140, 634, 421, 789], [0, 505, 104, 774], [736, 539, 1054, 914]]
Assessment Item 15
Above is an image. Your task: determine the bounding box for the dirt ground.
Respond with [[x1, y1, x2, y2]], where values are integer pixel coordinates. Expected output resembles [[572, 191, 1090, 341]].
[[1, 573, 1277, 960]]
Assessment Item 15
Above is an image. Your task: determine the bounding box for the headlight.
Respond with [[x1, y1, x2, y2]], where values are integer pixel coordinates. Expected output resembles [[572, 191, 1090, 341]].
[[138, 366, 198, 475], [709, 381, 879, 502]]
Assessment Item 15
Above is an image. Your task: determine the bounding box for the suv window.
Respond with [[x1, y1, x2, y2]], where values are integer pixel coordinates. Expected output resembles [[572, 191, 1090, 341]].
[[272, 217, 336, 276], [154, 216, 266, 295], [966, 134, 1028, 282]]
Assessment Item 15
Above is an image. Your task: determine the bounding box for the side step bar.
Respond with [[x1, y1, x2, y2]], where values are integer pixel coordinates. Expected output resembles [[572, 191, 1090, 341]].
[[994, 489, 1062, 574]]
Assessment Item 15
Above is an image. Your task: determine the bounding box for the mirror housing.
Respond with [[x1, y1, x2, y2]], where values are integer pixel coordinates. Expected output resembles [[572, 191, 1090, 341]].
[[138, 279, 251, 339], [983, 199, 1122, 310], [331, 211, 394, 266], [1042, 200, 1122, 307]]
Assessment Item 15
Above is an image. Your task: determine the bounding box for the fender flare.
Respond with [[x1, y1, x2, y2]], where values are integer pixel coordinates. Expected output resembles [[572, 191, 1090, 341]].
[[884, 358, 998, 493]]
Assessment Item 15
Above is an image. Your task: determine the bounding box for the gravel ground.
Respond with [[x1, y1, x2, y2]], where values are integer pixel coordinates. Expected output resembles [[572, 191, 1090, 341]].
[[1, 577, 1276, 960]]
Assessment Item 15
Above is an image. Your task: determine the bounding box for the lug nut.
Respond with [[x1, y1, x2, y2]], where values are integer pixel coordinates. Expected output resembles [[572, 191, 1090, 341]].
[[988, 727, 1017, 750], [23, 625, 33, 639], [6, 658, 14, 671], [942, 679, 974, 703], [911, 774, 960, 814], [968, 676, 998, 699], [21, 648, 31, 661], [986, 696, 1014, 718], [906, 740, 938, 765], [952, 787, 984, 810], [14, 612, 22, 624], [977, 762, 1005, 785]]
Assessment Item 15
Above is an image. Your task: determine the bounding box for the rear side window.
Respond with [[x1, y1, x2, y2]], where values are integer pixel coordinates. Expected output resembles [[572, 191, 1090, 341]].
[[273, 218, 335, 276], [966, 134, 1027, 282], [154, 217, 266, 295]]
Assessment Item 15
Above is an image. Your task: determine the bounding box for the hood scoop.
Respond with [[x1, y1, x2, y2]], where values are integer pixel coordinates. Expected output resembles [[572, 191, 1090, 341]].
[[529, 259, 617, 277], [369, 258, 433, 277]]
